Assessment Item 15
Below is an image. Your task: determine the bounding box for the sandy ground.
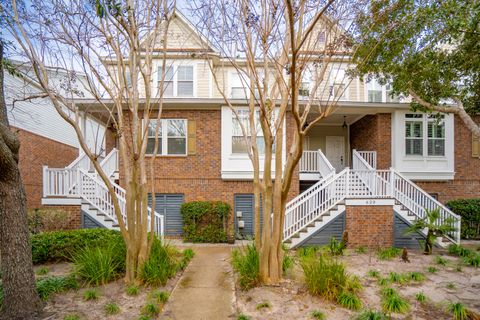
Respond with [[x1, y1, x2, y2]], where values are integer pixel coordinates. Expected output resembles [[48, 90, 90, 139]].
[[236, 248, 480, 320], [37, 263, 184, 320]]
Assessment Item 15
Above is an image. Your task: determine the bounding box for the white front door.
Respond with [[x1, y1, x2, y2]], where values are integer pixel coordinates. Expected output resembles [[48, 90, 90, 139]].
[[326, 136, 345, 172]]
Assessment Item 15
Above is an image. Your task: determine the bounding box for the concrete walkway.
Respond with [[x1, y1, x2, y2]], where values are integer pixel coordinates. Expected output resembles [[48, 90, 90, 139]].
[[161, 246, 236, 320]]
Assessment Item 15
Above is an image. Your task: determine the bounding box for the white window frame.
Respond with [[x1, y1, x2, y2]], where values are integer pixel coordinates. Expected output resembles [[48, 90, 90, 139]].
[[404, 114, 446, 158], [329, 67, 347, 101], [231, 108, 270, 155], [145, 119, 188, 156], [157, 62, 196, 98]]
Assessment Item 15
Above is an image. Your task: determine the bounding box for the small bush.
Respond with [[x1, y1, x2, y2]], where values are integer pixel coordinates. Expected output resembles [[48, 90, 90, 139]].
[[463, 254, 480, 267], [72, 243, 125, 285], [435, 255, 448, 266], [415, 292, 427, 302], [63, 315, 81, 320], [448, 244, 474, 257], [142, 303, 160, 317], [408, 271, 425, 282], [445, 199, 480, 239], [376, 248, 401, 260], [256, 301, 271, 310], [231, 244, 259, 290], [427, 266, 438, 273], [151, 291, 169, 304], [355, 310, 388, 320], [337, 291, 362, 310], [237, 314, 251, 320], [126, 285, 139, 296], [83, 288, 100, 301], [329, 237, 345, 256], [377, 278, 388, 286], [36, 267, 50, 276], [388, 272, 407, 285], [380, 287, 409, 314], [448, 302, 468, 320], [104, 302, 120, 315], [310, 310, 326, 320], [36, 275, 79, 300], [139, 238, 182, 286], [181, 201, 230, 243], [31, 229, 124, 264], [28, 208, 71, 234], [367, 270, 380, 278], [282, 245, 294, 274]]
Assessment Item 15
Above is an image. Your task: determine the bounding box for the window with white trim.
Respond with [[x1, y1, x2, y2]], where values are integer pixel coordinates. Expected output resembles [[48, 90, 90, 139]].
[[230, 72, 246, 99], [157, 65, 193, 97], [367, 78, 382, 102], [405, 114, 445, 157], [330, 68, 346, 100], [146, 119, 187, 155], [231, 109, 274, 154]]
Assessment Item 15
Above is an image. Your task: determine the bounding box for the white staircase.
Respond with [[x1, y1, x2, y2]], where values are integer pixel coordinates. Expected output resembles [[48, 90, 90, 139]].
[[42, 149, 165, 238], [285, 149, 461, 248]]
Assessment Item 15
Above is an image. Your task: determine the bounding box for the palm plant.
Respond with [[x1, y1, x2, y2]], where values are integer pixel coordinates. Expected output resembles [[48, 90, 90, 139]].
[[406, 208, 456, 255]]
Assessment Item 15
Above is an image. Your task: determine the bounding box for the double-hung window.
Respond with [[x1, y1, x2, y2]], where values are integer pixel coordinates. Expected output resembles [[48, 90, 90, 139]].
[[146, 119, 187, 155], [157, 65, 193, 97], [330, 68, 346, 100], [405, 114, 445, 157], [405, 114, 423, 156], [232, 109, 270, 154], [367, 78, 382, 102]]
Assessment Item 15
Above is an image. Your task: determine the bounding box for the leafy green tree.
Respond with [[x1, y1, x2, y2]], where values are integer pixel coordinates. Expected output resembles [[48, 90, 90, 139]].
[[353, 0, 480, 136], [406, 208, 456, 255]]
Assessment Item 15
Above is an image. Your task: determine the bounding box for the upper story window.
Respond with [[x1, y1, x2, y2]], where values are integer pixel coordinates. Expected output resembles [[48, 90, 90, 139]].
[[231, 109, 276, 154], [330, 68, 346, 100], [158, 65, 194, 97], [367, 78, 382, 102], [317, 31, 326, 43], [405, 114, 445, 157], [230, 72, 246, 99], [146, 119, 187, 155]]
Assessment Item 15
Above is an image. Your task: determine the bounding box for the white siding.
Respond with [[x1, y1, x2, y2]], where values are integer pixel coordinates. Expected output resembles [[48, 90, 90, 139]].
[[4, 73, 79, 148]]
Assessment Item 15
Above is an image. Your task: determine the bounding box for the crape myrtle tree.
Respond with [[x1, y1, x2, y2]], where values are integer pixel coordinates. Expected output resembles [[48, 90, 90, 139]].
[[192, 0, 373, 284], [353, 0, 480, 136], [1, 0, 177, 283], [0, 39, 44, 319]]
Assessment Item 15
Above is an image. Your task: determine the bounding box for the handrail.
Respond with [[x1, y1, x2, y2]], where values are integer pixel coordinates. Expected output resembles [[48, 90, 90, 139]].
[[318, 149, 335, 177], [357, 150, 377, 169], [300, 150, 321, 173], [100, 148, 119, 177], [67, 153, 90, 170], [284, 168, 349, 241], [352, 149, 374, 171]]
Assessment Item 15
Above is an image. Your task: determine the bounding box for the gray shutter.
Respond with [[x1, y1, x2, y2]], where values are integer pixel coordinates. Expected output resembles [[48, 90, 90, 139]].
[[149, 194, 184, 236]]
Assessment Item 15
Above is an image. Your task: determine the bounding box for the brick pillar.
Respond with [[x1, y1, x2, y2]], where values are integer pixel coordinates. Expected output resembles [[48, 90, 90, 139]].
[[345, 200, 394, 248]]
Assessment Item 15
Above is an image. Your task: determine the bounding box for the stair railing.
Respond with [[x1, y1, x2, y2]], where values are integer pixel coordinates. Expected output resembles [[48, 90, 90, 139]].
[[100, 148, 119, 178]]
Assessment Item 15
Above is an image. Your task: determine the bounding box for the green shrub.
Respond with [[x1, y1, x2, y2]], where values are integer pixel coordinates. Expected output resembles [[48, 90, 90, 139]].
[[139, 238, 182, 286], [72, 243, 125, 285], [126, 285, 139, 296], [142, 303, 160, 317], [448, 244, 474, 257], [448, 302, 468, 320], [388, 272, 407, 285], [237, 314, 251, 320], [463, 254, 480, 267], [377, 278, 389, 286], [367, 270, 380, 278], [408, 272, 425, 282], [282, 244, 294, 274], [104, 302, 120, 315], [380, 287, 409, 314], [151, 290, 170, 304], [36, 275, 79, 300], [445, 199, 480, 239], [83, 288, 100, 301], [36, 267, 50, 276], [427, 266, 438, 273], [435, 255, 448, 266], [415, 292, 427, 302], [310, 310, 326, 319], [31, 229, 124, 264], [376, 247, 401, 260], [329, 237, 345, 256], [300, 252, 361, 303], [231, 244, 259, 290], [178, 248, 195, 270], [355, 310, 388, 320], [63, 315, 81, 320], [181, 201, 230, 243], [337, 291, 362, 310]]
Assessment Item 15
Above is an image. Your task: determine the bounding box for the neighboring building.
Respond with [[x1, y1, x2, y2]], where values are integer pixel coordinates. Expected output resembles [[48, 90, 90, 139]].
[[31, 13, 480, 247]]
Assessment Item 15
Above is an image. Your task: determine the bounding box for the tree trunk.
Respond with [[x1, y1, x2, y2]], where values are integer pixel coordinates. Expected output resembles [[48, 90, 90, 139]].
[[424, 230, 434, 255], [0, 43, 44, 320]]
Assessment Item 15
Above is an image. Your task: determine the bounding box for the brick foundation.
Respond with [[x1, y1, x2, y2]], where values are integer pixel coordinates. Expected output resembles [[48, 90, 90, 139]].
[[345, 205, 394, 248]]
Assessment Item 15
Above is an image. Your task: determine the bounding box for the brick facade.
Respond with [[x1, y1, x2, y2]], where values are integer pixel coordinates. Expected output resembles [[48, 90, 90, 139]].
[[416, 116, 480, 202], [350, 113, 392, 169], [345, 205, 394, 248], [39, 205, 82, 230], [14, 127, 79, 208], [120, 109, 299, 236]]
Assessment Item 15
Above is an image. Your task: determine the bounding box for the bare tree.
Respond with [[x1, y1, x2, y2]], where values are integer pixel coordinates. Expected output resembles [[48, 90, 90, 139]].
[[192, 0, 371, 284], [1, 0, 177, 283]]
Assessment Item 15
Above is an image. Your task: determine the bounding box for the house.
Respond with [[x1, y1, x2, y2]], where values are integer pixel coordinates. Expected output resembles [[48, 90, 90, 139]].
[[23, 13, 480, 248]]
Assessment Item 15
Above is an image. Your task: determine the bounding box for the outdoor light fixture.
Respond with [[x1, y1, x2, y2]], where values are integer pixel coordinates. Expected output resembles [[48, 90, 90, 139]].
[[342, 116, 347, 129]]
